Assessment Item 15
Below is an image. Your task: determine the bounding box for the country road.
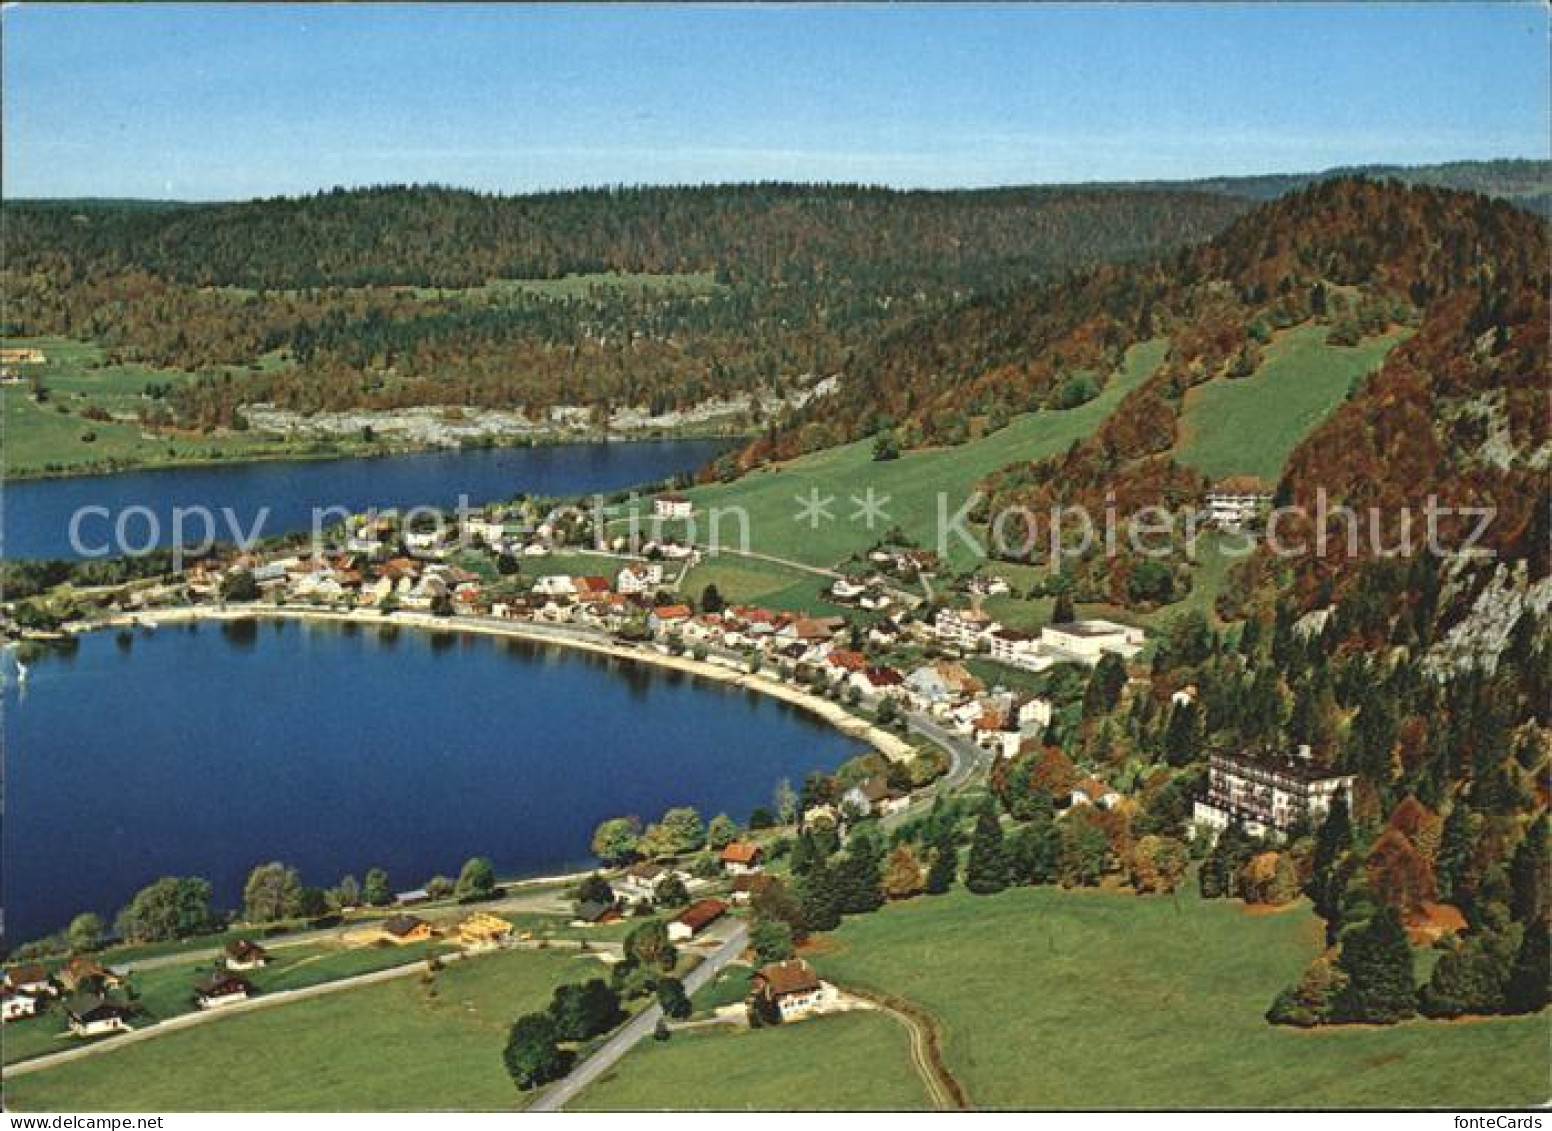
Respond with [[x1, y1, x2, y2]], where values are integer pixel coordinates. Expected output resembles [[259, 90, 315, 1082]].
[[842, 985, 968, 1111], [526, 920, 750, 1112]]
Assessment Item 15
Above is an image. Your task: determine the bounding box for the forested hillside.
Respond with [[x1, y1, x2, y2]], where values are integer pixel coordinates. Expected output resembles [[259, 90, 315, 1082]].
[[1, 184, 1245, 429]]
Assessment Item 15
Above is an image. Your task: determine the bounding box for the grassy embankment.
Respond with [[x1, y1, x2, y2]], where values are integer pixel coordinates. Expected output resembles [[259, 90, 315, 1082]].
[[572, 884, 1546, 1110]]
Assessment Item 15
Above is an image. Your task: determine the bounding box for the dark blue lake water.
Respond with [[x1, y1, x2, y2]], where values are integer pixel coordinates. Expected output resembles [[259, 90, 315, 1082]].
[[3, 439, 726, 560], [2, 621, 858, 943]]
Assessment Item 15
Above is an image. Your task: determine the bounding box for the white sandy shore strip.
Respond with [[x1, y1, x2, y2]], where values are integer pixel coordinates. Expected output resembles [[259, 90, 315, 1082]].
[[98, 605, 916, 762]]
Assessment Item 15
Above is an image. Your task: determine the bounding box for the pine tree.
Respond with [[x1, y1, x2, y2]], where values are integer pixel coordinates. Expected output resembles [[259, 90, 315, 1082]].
[[1435, 802, 1473, 903], [1509, 818, 1547, 925], [965, 809, 1011, 895], [796, 861, 843, 932], [1333, 908, 1417, 1023], [833, 846, 885, 915], [1309, 793, 1354, 921], [1503, 917, 1550, 1014], [924, 830, 958, 895]]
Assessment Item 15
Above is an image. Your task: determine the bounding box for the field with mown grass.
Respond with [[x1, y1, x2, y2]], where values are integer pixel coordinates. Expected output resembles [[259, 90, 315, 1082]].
[[678, 556, 852, 616], [1176, 324, 1406, 483], [3, 948, 599, 1112], [572, 1009, 932, 1111], [617, 339, 1170, 572], [809, 885, 1548, 1109]]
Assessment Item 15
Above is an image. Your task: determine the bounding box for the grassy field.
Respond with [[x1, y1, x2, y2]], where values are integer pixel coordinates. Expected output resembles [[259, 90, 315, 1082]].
[[1176, 325, 1406, 483], [679, 555, 851, 616], [573, 1010, 932, 1111], [4, 948, 600, 1112], [0, 335, 369, 478], [620, 339, 1169, 572], [808, 886, 1549, 1110]]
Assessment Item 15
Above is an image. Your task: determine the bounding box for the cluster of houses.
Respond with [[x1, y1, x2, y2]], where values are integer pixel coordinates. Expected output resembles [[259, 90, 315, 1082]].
[[932, 608, 1145, 672], [574, 842, 767, 928], [2, 956, 137, 1035]]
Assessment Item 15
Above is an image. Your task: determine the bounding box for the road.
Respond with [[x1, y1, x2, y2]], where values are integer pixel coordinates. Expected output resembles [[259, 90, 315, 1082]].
[[526, 920, 750, 1112]]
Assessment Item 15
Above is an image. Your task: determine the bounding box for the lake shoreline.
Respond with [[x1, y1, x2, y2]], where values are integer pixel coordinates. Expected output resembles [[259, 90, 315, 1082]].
[[3, 428, 743, 485], [83, 603, 917, 762]]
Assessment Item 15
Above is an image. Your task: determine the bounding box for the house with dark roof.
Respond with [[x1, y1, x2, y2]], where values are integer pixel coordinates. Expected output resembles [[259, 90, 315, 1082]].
[[65, 994, 134, 1037], [3, 963, 54, 997], [194, 972, 253, 1009], [751, 959, 838, 1022], [223, 939, 270, 971], [379, 915, 435, 945]]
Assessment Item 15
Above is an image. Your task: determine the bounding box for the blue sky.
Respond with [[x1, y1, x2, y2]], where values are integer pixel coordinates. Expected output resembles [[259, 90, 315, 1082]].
[[3, 3, 1547, 199]]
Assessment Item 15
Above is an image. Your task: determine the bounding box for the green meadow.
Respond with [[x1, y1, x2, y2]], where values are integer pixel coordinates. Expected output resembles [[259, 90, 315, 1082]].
[[3, 948, 600, 1112], [811, 886, 1549, 1110], [630, 338, 1170, 572], [573, 1010, 932, 1111], [1176, 324, 1406, 483]]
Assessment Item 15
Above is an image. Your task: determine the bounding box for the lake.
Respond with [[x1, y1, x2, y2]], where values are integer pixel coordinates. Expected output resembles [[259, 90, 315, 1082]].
[[2, 439, 728, 561], [2, 620, 859, 943]]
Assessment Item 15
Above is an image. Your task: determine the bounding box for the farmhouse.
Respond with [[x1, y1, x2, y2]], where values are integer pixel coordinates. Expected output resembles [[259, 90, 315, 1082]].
[[1204, 476, 1273, 530], [378, 915, 435, 945], [3, 963, 54, 997], [194, 972, 253, 1009], [59, 957, 124, 994], [668, 899, 728, 942], [2, 991, 40, 1022], [654, 494, 694, 520], [616, 562, 663, 594], [1193, 748, 1355, 839], [719, 841, 765, 875], [1039, 620, 1145, 664], [223, 939, 270, 971], [751, 959, 838, 1022], [65, 995, 134, 1037], [572, 899, 620, 926], [844, 775, 909, 817]]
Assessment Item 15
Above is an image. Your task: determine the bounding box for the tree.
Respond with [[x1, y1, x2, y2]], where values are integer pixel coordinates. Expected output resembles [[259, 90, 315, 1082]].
[[1365, 829, 1436, 915], [1051, 590, 1076, 625], [362, 868, 393, 907], [749, 877, 806, 942], [1509, 818, 1547, 925], [654, 873, 690, 908], [1057, 814, 1111, 888], [426, 875, 455, 900], [925, 828, 959, 895], [1435, 803, 1473, 902], [965, 809, 1011, 894], [750, 919, 796, 963], [67, 912, 105, 953], [641, 807, 705, 857], [243, 862, 304, 924], [220, 570, 260, 602], [1418, 932, 1513, 1018], [117, 876, 216, 942], [833, 844, 885, 914], [330, 874, 361, 910], [700, 583, 725, 614], [1504, 917, 1550, 1014], [796, 861, 843, 932], [773, 778, 799, 827], [455, 856, 497, 901], [548, 978, 625, 1041], [623, 919, 677, 972], [1199, 823, 1253, 899], [1082, 654, 1128, 717], [706, 813, 739, 851], [1333, 907, 1417, 1023], [656, 976, 692, 1020], [1309, 793, 1353, 921], [504, 1013, 568, 1091], [1128, 835, 1190, 894], [882, 845, 925, 900], [574, 872, 616, 909], [1267, 955, 1349, 1027], [591, 816, 642, 865]]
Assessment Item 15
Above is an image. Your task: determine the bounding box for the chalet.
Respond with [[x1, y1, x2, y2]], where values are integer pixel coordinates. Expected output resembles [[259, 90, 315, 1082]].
[[65, 994, 134, 1037], [851, 665, 906, 699], [1068, 778, 1123, 810], [60, 957, 124, 994], [223, 939, 270, 971], [751, 959, 838, 1022], [379, 915, 435, 945], [654, 495, 694, 520], [617, 862, 683, 903], [843, 776, 909, 817], [194, 972, 253, 1009], [572, 899, 621, 926], [2, 991, 40, 1022], [3, 963, 54, 997], [668, 899, 728, 942], [720, 841, 765, 875], [1039, 620, 1145, 665], [1204, 476, 1273, 530], [573, 575, 612, 598], [616, 562, 663, 595], [458, 912, 514, 949], [648, 604, 693, 632], [1193, 748, 1354, 840]]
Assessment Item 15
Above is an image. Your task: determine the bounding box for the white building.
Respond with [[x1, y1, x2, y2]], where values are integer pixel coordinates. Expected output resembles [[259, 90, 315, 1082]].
[[532, 575, 577, 596], [1192, 748, 1355, 840], [1204, 477, 1273, 530], [653, 495, 694, 520], [616, 562, 664, 595], [1038, 620, 1145, 665], [752, 960, 839, 1022], [934, 606, 999, 650]]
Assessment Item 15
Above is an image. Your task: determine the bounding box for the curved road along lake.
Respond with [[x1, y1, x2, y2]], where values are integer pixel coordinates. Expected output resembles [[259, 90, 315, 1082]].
[[3, 438, 727, 560], [3, 620, 860, 942]]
